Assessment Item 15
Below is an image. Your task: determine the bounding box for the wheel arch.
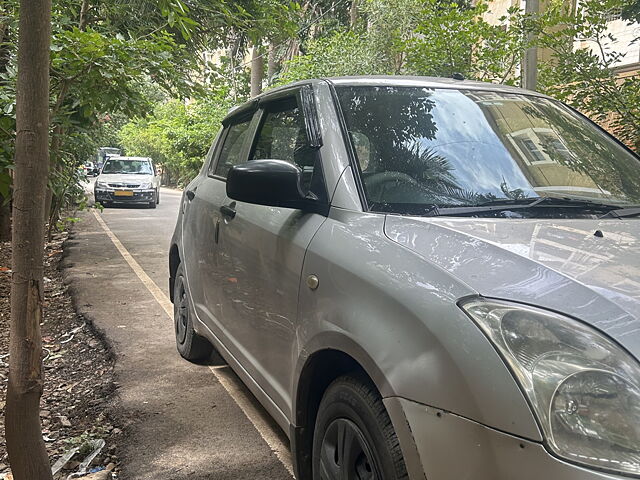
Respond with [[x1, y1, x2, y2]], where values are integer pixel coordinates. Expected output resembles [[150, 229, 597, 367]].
[[291, 334, 392, 479]]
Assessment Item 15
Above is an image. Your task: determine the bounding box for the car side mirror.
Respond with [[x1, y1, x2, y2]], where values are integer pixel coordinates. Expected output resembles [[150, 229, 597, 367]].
[[226, 160, 327, 215]]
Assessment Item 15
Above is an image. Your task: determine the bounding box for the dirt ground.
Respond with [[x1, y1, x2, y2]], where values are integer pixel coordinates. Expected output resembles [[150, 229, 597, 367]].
[[0, 234, 122, 479]]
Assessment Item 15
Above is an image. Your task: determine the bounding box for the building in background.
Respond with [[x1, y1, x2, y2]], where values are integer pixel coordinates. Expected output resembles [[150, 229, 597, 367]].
[[574, 2, 640, 77], [479, 0, 640, 81]]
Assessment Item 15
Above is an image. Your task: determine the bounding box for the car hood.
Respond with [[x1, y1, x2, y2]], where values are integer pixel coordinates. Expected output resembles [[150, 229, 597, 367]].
[[384, 216, 640, 358], [97, 173, 153, 184]]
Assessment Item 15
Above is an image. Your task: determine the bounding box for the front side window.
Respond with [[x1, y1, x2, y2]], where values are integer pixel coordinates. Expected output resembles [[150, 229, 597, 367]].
[[251, 98, 318, 193], [335, 86, 640, 217], [214, 119, 252, 178], [102, 159, 153, 175]]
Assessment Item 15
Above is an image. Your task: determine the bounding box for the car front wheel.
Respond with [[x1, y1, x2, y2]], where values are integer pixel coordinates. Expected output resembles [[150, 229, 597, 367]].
[[312, 374, 408, 480], [173, 263, 212, 361]]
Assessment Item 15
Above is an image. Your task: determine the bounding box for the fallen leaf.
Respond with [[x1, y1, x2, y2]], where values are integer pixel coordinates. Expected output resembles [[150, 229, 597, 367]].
[[58, 415, 72, 427]]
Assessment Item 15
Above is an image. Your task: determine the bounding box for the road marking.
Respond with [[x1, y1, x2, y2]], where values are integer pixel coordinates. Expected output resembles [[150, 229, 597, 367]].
[[209, 365, 230, 370], [92, 210, 173, 318], [208, 365, 294, 477], [91, 209, 295, 478]]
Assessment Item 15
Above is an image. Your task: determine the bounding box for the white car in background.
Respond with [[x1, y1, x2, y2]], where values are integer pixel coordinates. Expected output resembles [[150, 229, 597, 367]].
[[94, 156, 161, 208]]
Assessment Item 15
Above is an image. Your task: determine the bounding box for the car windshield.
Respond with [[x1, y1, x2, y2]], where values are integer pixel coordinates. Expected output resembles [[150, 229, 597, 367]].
[[102, 159, 153, 175], [335, 86, 640, 216]]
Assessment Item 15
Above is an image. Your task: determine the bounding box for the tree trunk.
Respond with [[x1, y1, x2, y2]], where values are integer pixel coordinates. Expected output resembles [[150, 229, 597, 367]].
[[288, 39, 299, 62], [267, 43, 277, 86], [45, 124, 64, 228], [5, 0, 53, 479], [43, 187, 53, 228], [350, 0, 358, 29], [522, 0, 539, 90], [250, 44, 264, 97], [79, 0, 90, 30]]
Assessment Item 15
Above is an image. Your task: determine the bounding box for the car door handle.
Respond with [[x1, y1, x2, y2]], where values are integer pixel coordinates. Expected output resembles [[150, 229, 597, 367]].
[[220, 204, 236, 219], [186, 188, 197, 201]]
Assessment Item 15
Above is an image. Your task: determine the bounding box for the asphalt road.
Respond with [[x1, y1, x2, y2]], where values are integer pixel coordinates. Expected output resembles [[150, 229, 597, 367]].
[[63, 183, 294, 480]]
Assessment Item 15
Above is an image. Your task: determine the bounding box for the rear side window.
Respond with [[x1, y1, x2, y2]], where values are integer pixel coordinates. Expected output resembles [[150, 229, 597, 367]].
[[213, 119, 252, 178]]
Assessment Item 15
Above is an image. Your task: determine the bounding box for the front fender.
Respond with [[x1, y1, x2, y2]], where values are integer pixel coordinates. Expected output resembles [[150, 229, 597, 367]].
[[295, 209, 542, 441]]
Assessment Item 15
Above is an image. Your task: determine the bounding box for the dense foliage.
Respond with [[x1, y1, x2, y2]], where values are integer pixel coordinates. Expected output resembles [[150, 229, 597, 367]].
[[278, 0, 639, 151], [0, 0, 298, 238], [119, 91, 233, 185], [536, 0, 640, 151]]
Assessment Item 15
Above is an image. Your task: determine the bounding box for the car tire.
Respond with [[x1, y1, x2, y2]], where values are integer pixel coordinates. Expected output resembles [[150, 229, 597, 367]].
[[101, 201, 111, 208], [312, 374, 408, 480], [156, 189, 160, 205], [173, 263, 212, 361], [148, 197, 157, 209]]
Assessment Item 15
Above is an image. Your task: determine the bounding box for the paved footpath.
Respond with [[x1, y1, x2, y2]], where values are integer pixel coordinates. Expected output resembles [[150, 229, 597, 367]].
[[63, 186, 294, 480]]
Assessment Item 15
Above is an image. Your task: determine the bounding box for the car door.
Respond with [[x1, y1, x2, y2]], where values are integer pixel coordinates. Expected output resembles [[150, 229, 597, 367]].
[[214, 93, 328, 416], [182, 116, 255, 329]]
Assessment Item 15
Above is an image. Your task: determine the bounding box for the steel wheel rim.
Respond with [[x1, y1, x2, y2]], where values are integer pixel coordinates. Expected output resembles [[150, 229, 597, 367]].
[[175, 276, 188, 344], [319, 418, 379, 480]]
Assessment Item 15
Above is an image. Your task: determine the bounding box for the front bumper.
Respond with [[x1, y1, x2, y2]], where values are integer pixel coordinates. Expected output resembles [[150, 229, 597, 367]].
[[94, 189, 155, 203], [385, 397, 628, 480]]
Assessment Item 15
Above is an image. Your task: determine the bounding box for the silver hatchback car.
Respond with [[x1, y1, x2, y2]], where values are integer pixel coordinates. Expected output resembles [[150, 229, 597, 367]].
[[169, 77, 640, 480]]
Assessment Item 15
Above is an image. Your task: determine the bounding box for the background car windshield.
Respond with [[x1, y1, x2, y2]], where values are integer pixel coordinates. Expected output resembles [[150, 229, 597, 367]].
[[102, 159, 152, 174], [335, 86, 640, 213]]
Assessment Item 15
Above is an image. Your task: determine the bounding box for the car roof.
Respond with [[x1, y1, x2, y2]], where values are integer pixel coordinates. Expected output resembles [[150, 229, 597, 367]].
[[223, 75, 549, 123], [323, 75, 546, 96]]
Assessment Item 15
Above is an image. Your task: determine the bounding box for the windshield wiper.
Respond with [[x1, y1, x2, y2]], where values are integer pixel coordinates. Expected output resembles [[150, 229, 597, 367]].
[[434, 197, 621, 217], [599, 206, 640, 219], [372, 202, 441, 216], [478, 196, 615, 209]]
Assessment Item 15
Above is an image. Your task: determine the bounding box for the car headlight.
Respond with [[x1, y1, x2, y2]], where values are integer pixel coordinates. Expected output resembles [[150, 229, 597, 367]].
[[138, 182, 152, 189], [95, 181, 108, 189], [460, 298, 640, 476]]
